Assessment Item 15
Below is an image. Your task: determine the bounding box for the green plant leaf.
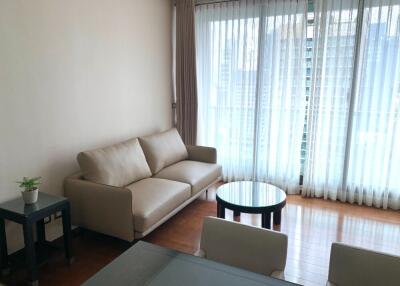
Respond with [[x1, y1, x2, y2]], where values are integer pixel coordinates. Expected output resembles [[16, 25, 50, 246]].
[[16, 176, 41, 191]]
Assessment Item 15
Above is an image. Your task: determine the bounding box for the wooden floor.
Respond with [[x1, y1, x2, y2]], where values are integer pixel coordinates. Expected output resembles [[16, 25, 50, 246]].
[[2, 185, 400, 286]]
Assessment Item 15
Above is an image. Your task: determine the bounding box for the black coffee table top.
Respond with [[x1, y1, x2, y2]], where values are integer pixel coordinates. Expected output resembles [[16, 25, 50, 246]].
[[216, 181, 286, 213]]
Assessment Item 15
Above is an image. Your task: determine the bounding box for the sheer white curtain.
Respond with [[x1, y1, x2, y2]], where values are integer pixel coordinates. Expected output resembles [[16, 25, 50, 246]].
[[303, 0, 400, 210], [302, 0, 359, 200], [346, 0, 400, 209], [196, 1, 260, 182], [195, 0, 307, 193]]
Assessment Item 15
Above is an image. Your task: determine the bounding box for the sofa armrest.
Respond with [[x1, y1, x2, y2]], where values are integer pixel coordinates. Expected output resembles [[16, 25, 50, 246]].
[[186, 145, 217, 164], [64, 173, 134, 241]]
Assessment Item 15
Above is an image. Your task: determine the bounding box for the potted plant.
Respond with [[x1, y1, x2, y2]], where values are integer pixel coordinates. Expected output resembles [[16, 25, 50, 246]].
[[17, 176, 41, 204]]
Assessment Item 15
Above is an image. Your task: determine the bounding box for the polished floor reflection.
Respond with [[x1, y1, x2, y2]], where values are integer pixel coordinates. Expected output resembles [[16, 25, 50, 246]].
[[145, 185, 400, 286]]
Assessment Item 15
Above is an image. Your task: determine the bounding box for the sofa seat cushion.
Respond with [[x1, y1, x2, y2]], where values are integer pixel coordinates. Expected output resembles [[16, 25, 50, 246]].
[[126, 178, 190, 233], [77, 138, 152, 187], [139, 128, 188, 174], [154, 160, 222, 196]]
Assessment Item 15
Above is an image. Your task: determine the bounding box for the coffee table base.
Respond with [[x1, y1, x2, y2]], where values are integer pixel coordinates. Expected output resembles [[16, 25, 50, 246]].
[[273, 210, 282, 225], [216, 202, 282, 230], [261, 212, 271, 229], [217, 203, 225, 219]]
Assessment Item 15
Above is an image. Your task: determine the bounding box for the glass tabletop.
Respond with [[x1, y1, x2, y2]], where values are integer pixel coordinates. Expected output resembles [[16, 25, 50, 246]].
[[216, 181, 286, 209], [82, 241, 300, 286]]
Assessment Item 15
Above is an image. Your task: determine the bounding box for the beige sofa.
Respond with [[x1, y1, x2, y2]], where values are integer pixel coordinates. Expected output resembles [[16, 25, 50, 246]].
[[64, 128, 222, 242]]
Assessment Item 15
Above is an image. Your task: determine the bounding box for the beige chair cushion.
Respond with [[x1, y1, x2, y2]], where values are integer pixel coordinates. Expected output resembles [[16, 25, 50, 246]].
[[154, 160, 222, 195], [126, 178, 190, 233], [200, 217, 288, 277], [77, 138, 152, 187], [328, 242, 400, 286], [139, 128, 188, 174]]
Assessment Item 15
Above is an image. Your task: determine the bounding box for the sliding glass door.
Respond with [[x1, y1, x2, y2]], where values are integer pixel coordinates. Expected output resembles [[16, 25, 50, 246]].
[[195, 0, 400, 209], [302, 0, 359, 200], [196, 1, 261, 182], [303, 0, 400, 209], [196, 0, 308, 193], [346, 0, 400, 209]]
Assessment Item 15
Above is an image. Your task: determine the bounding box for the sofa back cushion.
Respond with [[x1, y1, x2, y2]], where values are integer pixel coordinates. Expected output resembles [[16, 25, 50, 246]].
[[77, 138, 152, 187], [139, 128, 188, 174]]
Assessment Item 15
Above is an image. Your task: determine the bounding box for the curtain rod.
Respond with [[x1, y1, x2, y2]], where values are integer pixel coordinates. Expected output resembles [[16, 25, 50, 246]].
[[176, 0, 303, 7], [195, 0, 239, 6], [173, 0, 239, 7]]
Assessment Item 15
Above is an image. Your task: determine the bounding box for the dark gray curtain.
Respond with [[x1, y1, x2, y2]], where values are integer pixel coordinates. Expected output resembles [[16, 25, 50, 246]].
[[176, 0, 198, 145]]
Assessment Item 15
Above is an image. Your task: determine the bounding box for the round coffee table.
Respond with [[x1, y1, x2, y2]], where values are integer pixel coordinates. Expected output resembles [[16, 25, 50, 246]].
[[216, 181, 286, 229]]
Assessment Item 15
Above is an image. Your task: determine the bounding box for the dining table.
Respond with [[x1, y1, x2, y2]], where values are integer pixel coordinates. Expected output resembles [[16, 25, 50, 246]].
[[82, 240, 302, 286]]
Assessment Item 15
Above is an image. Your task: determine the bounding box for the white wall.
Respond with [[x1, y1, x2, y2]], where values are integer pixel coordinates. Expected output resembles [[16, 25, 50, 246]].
[[0, 0, 173, 252]]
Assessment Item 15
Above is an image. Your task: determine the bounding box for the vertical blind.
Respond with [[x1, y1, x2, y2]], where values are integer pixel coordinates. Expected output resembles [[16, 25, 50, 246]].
[[195, 0, 400, 209]]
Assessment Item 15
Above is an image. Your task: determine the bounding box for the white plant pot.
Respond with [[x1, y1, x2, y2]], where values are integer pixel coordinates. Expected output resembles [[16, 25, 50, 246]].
[[21, 189, 39, 205]]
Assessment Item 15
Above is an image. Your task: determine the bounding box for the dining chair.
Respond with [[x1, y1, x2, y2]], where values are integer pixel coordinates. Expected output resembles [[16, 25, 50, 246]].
[[196, 216, 288, 279], [327, 242, 400, 286]]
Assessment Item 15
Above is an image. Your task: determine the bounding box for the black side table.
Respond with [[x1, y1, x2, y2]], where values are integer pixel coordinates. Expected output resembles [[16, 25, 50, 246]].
[[0, 192, 73, 286]]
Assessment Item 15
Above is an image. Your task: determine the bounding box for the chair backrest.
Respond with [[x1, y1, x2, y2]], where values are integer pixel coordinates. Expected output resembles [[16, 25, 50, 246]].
[[200, 216, 288, 276], [328, 242, 400, 286]]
